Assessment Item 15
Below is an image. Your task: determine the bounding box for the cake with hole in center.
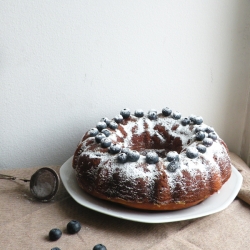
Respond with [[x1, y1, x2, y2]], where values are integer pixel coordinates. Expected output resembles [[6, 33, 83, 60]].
[[72, 107, 232, 210]]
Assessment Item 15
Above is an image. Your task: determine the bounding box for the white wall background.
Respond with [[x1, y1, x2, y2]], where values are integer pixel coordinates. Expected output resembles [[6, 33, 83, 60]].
[[1, 1, 250, 169]]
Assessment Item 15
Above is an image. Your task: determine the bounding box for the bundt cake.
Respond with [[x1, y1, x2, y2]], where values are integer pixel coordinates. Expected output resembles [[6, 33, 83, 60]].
[[72, 108, 232, 210]]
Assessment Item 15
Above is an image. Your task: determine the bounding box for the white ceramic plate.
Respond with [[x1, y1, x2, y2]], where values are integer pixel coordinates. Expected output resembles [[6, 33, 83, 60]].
[[60, 156, 242, 223]]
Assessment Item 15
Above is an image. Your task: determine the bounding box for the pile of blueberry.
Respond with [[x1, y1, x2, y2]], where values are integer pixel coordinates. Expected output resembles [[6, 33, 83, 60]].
[[49, 220, 107, 250], [166, 127, 218, 169], [165, 125, 218, 172], [87, 107, 218, 171], [162, 107, 204, 125], [89, 107, 207, 150], [49, 220, 81, 242], [193, 126, 218, 154]]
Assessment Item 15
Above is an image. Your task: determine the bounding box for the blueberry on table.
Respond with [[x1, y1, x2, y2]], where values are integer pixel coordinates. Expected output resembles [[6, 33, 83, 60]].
[[117, 152, 128, 163], [109, 144, 121, 154], [67, 220, 81, 234], [114, 114, 123, 123], [181, 117, 190, 126], [134, 109, 144, 117], [172, 111, 181, 120], [100, 138, 112, 148], [51, 248, 61, 250], [88, 128, 99, 137], [93, 244, 107, 250], [95, 133, 106, 143], [195, 131, 205, 141], [166, 151, 179, 162], [96, 121, 107, 131], [49, 228, 62, 241], [108, 121, 118, 130], [186, 147, 198, 159], [162, 107, 172, 116], [120, 108, 131, 119], [146, 152, 159, 164], [127, 150, 140, 162], [197, 144, 206, 153]]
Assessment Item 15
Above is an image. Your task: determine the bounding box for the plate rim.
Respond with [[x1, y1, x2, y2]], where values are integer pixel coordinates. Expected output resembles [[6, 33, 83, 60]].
[[60, 156, 242, 223]]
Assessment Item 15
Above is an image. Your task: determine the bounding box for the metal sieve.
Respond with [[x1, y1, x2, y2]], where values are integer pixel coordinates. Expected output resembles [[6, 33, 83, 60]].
[[0, 167, 60, 202]]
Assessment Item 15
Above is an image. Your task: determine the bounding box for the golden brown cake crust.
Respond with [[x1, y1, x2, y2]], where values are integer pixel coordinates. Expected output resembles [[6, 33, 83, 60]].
[[73, 109, 232, 211]]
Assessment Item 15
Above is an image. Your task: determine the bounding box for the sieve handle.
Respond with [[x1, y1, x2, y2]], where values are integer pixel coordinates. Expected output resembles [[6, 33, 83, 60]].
[[0, 174, 30, 182]]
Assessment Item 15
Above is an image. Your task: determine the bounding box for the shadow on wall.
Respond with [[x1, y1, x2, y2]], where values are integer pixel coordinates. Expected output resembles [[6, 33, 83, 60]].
[[236, 1, 250, 165], [223, 1, 250, 161], [240, 90, 250, 166]]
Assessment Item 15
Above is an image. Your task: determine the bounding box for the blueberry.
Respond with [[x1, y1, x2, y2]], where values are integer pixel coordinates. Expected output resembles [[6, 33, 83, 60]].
[[205, 126, 214, 133], [121, 148, 130, 154], [162, 107, 172, 117], [51, 248, 61, 250], [195, 131, 206, 141], [189, 114, 196, 123], [148, 110, 158, 120], [193, 116, 203, 125], [67, 220, 81, 234], [93, 244, 107, 250], [197, 144, 207, 153], [100, 138, 112, 148], [167, 161, 180, 172], [186, 147, 198, 159], [49, 228, 62, 241], [88, 128, 99, 137], [203, 138, 213, 147], [96, 121, 107, 131], [181, 117, 190, 126], [134, 109, 144, 117], [120, 148, 140, 161], [109, 144, 121, 154], [208, 132, 217, 141], [127, 150, 140, 162], [100, 117, 111, 126], [114, 115, 123, 123], [146, 152, 159, 164], [108, 121, 118, 130], [166, 151, 179, 162], [101, 128, 111, 137], [172, 111, 181, 120], [120, 108, 130, 119], [95, 133, 106, 143], [117, 152, 128, 163], [195, 126, 205, 133]]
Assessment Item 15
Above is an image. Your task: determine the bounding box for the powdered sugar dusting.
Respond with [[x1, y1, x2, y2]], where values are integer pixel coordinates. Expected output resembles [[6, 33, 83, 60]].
[[74, 111, 231, 205]]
